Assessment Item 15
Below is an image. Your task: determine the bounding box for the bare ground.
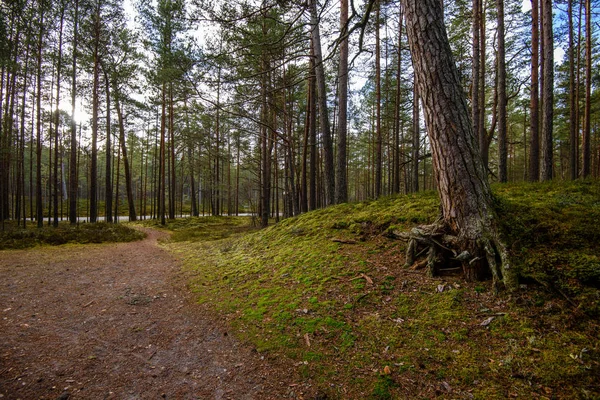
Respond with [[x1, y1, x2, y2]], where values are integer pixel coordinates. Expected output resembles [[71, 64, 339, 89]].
[[0, 229, 311, 400]]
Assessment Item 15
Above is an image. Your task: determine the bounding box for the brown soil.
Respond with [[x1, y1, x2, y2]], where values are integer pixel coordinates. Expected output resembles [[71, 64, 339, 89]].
[[0, 229, 309, 400]]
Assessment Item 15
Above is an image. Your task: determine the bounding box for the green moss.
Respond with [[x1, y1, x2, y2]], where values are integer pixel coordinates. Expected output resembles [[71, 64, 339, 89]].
[[159, 182, 600, 398]]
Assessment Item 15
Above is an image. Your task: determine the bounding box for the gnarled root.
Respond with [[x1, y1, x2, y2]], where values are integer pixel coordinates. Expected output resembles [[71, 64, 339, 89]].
[[393, 223, 517, 291]]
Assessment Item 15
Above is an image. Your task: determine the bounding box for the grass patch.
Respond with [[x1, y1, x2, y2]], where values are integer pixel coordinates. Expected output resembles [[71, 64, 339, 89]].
[[162, 182, 600, 398], [0, 222, 145, 250]]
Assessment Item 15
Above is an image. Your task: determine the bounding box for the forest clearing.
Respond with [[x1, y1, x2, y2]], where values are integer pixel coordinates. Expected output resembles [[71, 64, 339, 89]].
[[1, 181, 599, 398]]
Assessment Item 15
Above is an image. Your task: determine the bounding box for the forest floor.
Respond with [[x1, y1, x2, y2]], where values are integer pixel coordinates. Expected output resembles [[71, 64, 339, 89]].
[[0, 228, 315, 399]]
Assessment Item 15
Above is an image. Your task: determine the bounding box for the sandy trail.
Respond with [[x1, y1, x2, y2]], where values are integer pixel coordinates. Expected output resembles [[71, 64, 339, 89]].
[[0, 229, 304, 399]]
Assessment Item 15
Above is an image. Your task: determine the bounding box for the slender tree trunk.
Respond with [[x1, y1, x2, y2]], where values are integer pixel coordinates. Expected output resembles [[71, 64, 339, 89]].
[[53, 14, 63, 227], [497, 0, 508, 182], [69, 0, 79, 223], [540, 0, 553, 181], [411, 74, 419, 193], [114, 88, 137, 221], [374, 1, 382, 198], [582, 0, 591, 177], [309, 44, 317, 211], [335, 0, 349, 204], [309, 0, 335, 205], [301, 74, 310, 213], [18, 26, 32, 227], [35, 1, 45, 228], [90, 3, 101, 223], [478, 1, 487, 167], [393, 11, 403, 194], [471, 0, 481, 163], [169, 83, 175, 219], [529, 0, 540, 181], [260, 24, 270, 226], [104, 71, 113, 223], [159, 83, 166, 225], [114, 137, 120, 220], [568, 0, 577, 180]]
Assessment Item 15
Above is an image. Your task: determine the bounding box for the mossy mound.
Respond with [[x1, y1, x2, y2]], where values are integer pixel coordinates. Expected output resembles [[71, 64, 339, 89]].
[[0, 222, 145, 250], [136, 215, 257, 242], [162, 181, 600, 399]]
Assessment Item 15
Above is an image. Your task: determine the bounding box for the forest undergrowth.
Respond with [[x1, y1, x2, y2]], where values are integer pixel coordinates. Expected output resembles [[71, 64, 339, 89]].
[[153, 180, 599, 399]]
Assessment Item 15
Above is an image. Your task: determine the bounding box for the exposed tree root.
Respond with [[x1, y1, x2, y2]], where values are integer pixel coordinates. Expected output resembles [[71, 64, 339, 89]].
[[392, 222, 517, 291]]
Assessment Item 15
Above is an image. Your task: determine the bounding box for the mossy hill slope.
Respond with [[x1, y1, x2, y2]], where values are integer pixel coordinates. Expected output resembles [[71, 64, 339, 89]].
[[160, 181, 599, 399]]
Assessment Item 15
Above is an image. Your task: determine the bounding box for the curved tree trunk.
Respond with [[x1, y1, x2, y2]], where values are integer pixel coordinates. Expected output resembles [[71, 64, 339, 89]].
[[399, 0, 515, 289]]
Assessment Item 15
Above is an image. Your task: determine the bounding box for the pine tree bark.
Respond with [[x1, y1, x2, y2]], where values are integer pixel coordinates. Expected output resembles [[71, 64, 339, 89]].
[[411, 74, 419, 193], [69, 0, 79, 223], [399, 0, 514, 288], [471, 0, 481, 164], [114, 87, 137, 221], [497, 0, 508, 182], [568, 0, 577, 180], [393, 11, 403, 194], [374, 1, 382, 199], [309, 0, 335, 206], [335, 0, 349, 204], [540, 0, 553, 181], [35, 0, 45, 228], [529, 0, 540, 181], [53, 6, 65, 227], [159, 82, 166, 226], [90, 2, 101, 223], [104, 70, 113, 223], [309, 43, 317, 211], [169, 83, 176, 219], [582, 0, 591, 177]]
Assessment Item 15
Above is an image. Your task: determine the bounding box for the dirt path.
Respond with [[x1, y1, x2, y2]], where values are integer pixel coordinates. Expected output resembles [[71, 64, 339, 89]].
[[0, 229, 307, 400]]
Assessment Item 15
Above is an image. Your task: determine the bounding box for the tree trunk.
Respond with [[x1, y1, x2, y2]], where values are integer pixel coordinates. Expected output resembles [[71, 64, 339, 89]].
[[309, 0, 335, 206], [90, 3, 100, 223], [411, 73, 419, 193], [104, 70, 113, 223], [114, 88, 137, 221], [400, 0, 514, 289], [529, 0, 540, 181], [335, 0, 349, 204], [169, 83, 176, 219], [540, 0, 553, 181], [374, 1, 382, 198], [497, 0, 508, 182], [159, 82, 166, 226], [309, 43, 317, 211], [35, 0, 45, 228], [568, 0, 577, 180], [471, 0, 481, 165], [301, 75, 309, 213], [260, 25, 270, 227], [393, 11, 403, 194], [69, 0, 79, 224], [582, 0, 591, 177]]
